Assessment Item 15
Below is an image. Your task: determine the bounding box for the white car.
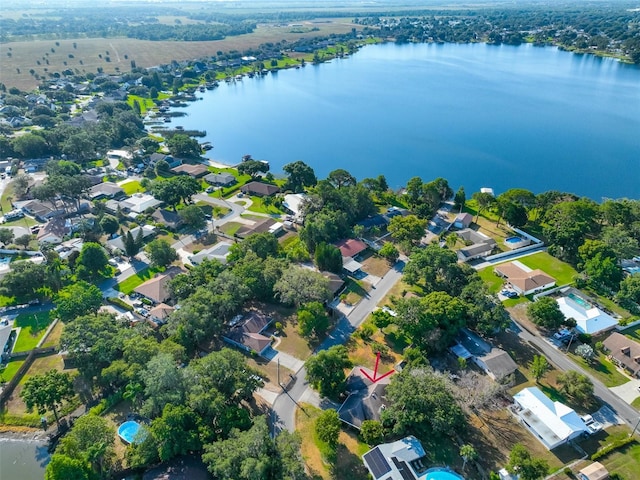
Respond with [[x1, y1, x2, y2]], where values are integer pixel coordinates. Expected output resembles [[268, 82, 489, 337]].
[[581, 414, 603, 434]]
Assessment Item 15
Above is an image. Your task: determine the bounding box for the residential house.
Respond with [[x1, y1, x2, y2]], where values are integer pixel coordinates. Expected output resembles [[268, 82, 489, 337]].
[[240, 181, 280, 197], [222, 311, 273, 355], [578, 462, 609, 480], [512, 386, 588, 449], [147, 303, 175, 328], [104, 199, 121, 214], [453, 212, 473, 229], [18, 199, 64, 222], [338, 366, 392, 429], [282, 193, 307, 222], [188, 241, 232, 266], [36, 218, 70, 244], [204, 172, 236, 187], [342, 257, 364, 275], [236, 218, 283, 239], [53, 238, 84, 261], [106, 225, 156, 253], [88, 182, 125, 200], [323, 271, 346, 298], [455, 229, 497, 262], [151, 209, 183, 231], [133, 266, 185, 305], [602, 332, 640, 378], [494, 261, 556, 295], [357, 214, 389, 231], [556, 293, 618, 335], [171, 163, 209, 178], [362, 436, 440, 480], [119, 194, 163, 214], [473, 348, 518, 381], [334, 238, 368, 259], [149, 153, 182, 169]]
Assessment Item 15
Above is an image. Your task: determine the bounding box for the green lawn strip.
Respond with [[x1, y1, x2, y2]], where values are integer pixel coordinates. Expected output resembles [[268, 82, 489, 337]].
[[567, 352, 630, 388], [120, 180, 145, 195], [12, 311, 52, 352], [342, 278, 370, 305], [632, 397, 640, 409], [622, 323, 640, 342], [246, 196, 283, 215], [0, 295, 16, 307], [219, 222, 242, 236], [516, 252, 578, 286], [599, 441, 640, 479], [115, 266, 165, 295], [478, 266, 504, 293], [0, 359, 25, 383], [0, 180, 15, 212]]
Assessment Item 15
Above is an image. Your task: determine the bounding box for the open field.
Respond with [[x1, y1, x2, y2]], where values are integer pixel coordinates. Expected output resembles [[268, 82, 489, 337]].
[[0, 20, 359, 90], [517, 252, 578, 286]]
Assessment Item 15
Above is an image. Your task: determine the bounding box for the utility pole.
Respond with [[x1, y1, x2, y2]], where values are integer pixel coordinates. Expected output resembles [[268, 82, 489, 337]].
[[630, 416, 640, 438]]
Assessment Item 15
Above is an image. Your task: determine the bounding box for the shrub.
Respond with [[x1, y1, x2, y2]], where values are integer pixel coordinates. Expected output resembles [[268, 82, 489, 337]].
[[591, 436, 637, 461], [89, 390, 124, 416], [107, 297, 134, 312]]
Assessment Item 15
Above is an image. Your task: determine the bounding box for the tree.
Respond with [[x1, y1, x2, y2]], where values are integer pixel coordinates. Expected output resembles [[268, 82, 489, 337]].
[[297, 302, 329, 339], [381, 367, 465, 438], [178, 204, 206, 230], [45, 454, 90, 480], [76, 242, 109, 278], [140, 353, 187, 418], [12, 133, 48, 158], [557, 370, 594, 405], [283, 160, 317, 193], [360, 420, 384, 445], [148, 404, 201, 462], [527, 297, 565, 330], [616, 274, 640, 314], [123, 230, 139, 257], [314, 242, 342, 273], [388, 215, 427, 246], [379, 242, 399, 264], [237, 159, 269, 178], [460, 444, 477, 472], [506, 443, 549, 480], [58, 414, 115, 476], [284, 237, 310, 263], [530, 355, 549, 383], [454, 186, 466, 211], [0, 261, 46, 297], [602, 226, 639, 262], [315, 409, 341, 447], [21, 370, 75, 428], [575, 344, 595, 362], [274, 266, 332, 306], [502, 201, 529, 228], [54, 281, 103, 322], [305, 345, 352, 398], [60, 313, 129, 380], [471, 191, 495, 223], [15, 234, 33, 249], [166, 134, 200, 158], [12, 173, 31, 198], [0, 228, 14, 245], [145, 239, 178, 268], [327, 168, 356, 188], [582, 253, 623, 292], [99, 215, 119, 235]]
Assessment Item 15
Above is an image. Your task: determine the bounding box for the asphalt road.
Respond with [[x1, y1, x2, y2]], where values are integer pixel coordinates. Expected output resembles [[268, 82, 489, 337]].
[[511, 320, 640, 429], [271, 259, 406, 434]]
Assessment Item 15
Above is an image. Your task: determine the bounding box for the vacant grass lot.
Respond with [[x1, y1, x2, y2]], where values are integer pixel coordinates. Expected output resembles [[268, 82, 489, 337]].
[[12, 311, 52, 352], [115, 266, 164, 294], [516, 252, 578, 286], [567, 351, 629, 388], [120, 180, 145, 195]]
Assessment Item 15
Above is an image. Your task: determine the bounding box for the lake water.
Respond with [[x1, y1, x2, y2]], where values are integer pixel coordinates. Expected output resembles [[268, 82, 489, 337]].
[[167, 43, 640, 200], [0, 438, 48, 479]]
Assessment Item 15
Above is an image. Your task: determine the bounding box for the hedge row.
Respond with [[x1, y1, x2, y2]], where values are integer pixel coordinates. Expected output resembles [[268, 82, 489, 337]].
[[106, 297, 134, 312], [591, 436, 637, 461]]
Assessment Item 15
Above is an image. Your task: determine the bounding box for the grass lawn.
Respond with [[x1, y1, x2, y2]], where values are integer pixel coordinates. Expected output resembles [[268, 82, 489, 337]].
[[599, 441, 640, 479], [341, 278, 371, 306], [120, 180, 145, 195], [621, 323, 640, 342], [274, 316, 313, 361], [41, 319, 63, 349], [359, 252, 392, 278], [0, 180, 15, 212], [632, 397, 640, 409], [246, 196, 284, 215], [12, 311, 52, 352], [219, 221, 242, 236], [0, 359, 25, 383], [295, 403, 369, 480], [115, 266, 164, 295], [516, 252, 578, 286], [567, 351, 629, 388], [478, 266, 505, 293]]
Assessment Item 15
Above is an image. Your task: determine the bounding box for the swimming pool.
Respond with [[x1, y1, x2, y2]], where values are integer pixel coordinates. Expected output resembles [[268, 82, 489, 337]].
[[624, 266, 640, 275], [505, 237, 522, 244], [118, 421, 144, 444], [423, 468, 465, 480], [567, 292, 591, 309]]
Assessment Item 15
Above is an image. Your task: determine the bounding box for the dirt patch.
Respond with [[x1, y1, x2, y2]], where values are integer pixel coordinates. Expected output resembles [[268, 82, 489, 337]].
[[359, 252, 391, 278], [246, 356, 293, 393]]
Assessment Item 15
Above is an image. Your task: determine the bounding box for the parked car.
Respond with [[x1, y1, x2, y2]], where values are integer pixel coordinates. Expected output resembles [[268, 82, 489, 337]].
[[581, 414, 603, 434], [554, 329, 571, 340], [205, 186, 214, 193]]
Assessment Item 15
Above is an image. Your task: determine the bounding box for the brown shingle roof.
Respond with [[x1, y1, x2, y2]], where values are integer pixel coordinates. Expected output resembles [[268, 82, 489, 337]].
[[171, 163, 209, 177], [133, 266, 185, 304], [494, 262, 556, 293], [240, 181, 280, 196], [603, 332, 640, 377]]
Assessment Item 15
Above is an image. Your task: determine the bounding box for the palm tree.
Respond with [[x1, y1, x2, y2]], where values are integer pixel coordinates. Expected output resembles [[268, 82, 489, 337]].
[[123, 382, 144, 411], [460, 444, 477, 472]]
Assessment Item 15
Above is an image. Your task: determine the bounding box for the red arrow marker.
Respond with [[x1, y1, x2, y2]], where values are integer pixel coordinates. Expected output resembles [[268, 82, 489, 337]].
[[360, 351, 395, 384]]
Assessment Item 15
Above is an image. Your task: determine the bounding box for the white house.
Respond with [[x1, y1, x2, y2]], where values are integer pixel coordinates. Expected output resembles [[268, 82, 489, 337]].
[[556, 293, 618, 335], [188, 241, 233, 266], [513, 386, 588, 450], [119, 194, 163, 214], [363, 436, 431, 480], [453, 212, 473, 229]]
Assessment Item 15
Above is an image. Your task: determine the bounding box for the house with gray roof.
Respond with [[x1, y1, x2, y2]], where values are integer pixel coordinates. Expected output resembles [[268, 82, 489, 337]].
[[455, 229, 497, 262], [204, 172, 236, 187], [338, 366, 392, 429]]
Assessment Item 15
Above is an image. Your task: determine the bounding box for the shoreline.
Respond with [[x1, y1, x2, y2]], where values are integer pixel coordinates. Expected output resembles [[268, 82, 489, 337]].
[[0, 428, 47, 442]]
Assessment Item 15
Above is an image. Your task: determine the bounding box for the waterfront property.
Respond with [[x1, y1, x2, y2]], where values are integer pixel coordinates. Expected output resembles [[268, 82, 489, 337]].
[[453, 212, 473, 229], [602, 332, 640, 378], [204, 172, 236, 187], [455, 229, 497, 262], [240, 181, 280, 197], [494, 261, 556, 296], [512, 386, 588, 450], [363, 436, 464, 480], [556, 292, 618, 335]]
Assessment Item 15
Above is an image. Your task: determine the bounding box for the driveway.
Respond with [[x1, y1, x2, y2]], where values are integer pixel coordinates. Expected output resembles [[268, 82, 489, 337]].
[[262, 347, 305, 373], [610, 378, 640, 405]]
